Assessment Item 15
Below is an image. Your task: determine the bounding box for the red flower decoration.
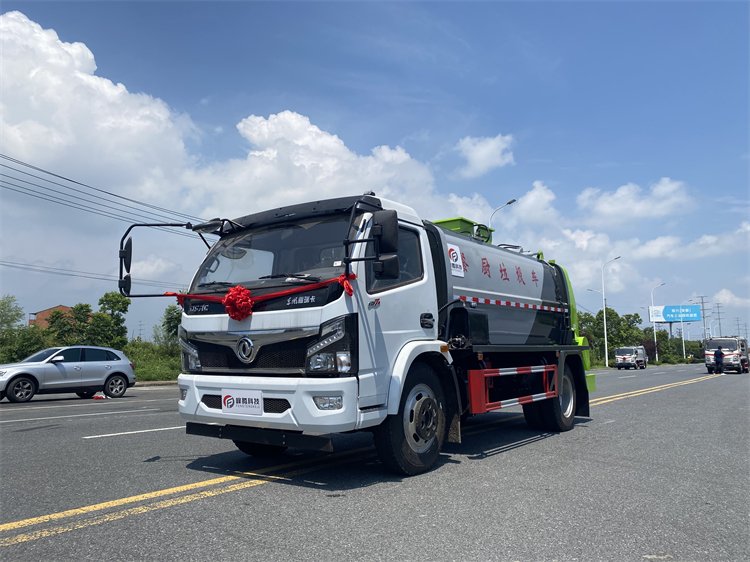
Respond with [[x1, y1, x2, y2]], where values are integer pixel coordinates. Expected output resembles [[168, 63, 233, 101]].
[[222, 285, 254, 321]]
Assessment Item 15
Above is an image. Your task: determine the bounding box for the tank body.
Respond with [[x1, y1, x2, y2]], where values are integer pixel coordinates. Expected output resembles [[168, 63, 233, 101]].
[[436, 227, 571, 346]]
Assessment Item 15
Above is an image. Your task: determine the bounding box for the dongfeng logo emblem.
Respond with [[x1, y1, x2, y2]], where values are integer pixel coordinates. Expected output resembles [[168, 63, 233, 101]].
[[235, 336, 255, 364]]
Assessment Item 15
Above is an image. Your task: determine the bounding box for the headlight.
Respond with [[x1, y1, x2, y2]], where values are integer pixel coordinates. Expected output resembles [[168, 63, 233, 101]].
[[306, 314, 358, 376]]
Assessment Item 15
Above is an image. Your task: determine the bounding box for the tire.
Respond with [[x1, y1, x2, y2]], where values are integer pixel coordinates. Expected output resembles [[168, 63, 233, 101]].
[[539, 364, 577, 432], [374, 363, 446, 476], [77, 391, 96, 399], [233, 441, 288, 457], [6, 376, 36, 403], [707, 367, 714, 374], [103, 374, 128, 398], [522, 402, 545, 430]]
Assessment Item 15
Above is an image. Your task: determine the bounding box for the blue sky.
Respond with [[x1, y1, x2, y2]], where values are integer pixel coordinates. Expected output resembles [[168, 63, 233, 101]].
[[1, 1, 748, 340]]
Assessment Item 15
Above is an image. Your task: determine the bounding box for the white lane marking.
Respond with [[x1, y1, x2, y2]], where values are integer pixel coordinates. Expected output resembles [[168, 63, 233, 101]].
[[618, 375, 637, 379], [0, 408, 160, 424], [0, 398, 175, 413], [83, 426, 184, 439]]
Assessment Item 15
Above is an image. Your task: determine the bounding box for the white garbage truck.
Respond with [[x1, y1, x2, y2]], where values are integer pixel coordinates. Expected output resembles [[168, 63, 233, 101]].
[[118, 193, 594, 474]]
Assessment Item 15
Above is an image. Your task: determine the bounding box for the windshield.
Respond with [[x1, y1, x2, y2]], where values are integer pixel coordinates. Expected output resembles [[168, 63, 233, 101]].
[[615, 348, 635, 355], [705, 339, 738, 351], [23, 348, 62, 363], [191, 214, 353, 292]]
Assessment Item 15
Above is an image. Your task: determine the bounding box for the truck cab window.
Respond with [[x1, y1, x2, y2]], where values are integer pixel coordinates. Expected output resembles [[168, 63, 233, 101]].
[[366, 227, 423, 293]]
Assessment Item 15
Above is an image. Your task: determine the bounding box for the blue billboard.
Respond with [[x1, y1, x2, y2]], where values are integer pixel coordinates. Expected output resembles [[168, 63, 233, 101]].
[[649, 304, 702, 323]]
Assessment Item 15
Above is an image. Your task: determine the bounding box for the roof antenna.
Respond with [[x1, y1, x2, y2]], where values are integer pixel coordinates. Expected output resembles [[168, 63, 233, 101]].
[[363, 191, 376, 196]]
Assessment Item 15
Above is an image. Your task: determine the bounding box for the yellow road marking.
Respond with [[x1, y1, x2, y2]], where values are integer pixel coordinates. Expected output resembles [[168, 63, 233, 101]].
[[0, 372, 726, 546], [590, 373, 722, 406], [0, 447, 370, 534], [0, 454, 370, 547]]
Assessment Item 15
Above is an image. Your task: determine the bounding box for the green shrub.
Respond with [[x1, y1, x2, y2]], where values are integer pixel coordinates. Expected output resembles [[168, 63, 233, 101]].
[[124, 339, 180, 381]]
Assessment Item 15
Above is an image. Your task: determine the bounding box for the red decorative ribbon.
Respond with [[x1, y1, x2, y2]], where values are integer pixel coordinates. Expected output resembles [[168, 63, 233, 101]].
[[165, 273, 357, 321]]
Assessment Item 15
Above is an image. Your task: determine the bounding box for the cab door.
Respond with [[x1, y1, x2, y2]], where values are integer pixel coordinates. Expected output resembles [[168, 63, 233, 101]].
[[357, 225, 438, 408]]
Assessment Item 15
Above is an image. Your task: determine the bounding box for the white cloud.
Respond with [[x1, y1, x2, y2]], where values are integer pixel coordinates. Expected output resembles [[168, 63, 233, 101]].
[[2, 11, 747, 334], [0, 11, 193, 204], [577, 177, 693, 226], [455, 133, 514, 178], [713, 289, 750, 309]]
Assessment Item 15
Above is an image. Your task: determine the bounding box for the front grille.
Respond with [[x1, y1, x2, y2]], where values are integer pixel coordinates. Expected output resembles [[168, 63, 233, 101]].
[[201, 394, 291, 414], [195, 338, 312, 371]]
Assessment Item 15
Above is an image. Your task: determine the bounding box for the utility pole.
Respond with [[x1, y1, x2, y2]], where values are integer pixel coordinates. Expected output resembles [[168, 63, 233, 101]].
[[695, 295, 709, 340], [737, 318, 742, 337], [714, 302, 723, 337]]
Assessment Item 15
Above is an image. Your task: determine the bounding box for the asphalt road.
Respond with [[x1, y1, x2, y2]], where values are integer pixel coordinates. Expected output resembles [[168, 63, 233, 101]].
[[1, 364, 748, 561]]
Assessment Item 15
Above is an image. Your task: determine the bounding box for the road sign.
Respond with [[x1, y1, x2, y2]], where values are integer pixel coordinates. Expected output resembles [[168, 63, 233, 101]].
[[649, 304, 702, 323]]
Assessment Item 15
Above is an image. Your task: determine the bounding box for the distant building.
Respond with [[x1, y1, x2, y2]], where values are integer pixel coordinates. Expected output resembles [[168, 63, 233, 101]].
[[28, 305, 72, 329]]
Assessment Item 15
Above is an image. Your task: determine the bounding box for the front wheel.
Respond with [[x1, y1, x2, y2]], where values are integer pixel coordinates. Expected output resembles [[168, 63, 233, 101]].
[[374, 363, 446, 476], [6, 376, 36, 403], [103, 374, 128, 398]]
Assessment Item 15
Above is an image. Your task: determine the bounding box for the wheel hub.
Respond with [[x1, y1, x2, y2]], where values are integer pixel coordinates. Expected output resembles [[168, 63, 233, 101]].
[[414, 397, 438, 441]]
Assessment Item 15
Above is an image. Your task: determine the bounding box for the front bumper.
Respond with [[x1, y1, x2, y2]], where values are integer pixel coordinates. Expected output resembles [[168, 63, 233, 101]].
[[178, 373, 361, 434]]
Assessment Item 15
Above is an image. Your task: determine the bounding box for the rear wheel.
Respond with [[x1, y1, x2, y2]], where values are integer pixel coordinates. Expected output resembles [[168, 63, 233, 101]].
[[104, 374, 128, 398], [6, 376, 36, 403], [374, 363, 446, 475], [540, 364, 577, 432], [233, 441, 288, 457]]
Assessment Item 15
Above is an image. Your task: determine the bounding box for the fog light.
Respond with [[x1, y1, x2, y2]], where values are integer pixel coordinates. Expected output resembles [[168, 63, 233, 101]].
[[179, 387, 187, 400], [313, 395, 343, 410]]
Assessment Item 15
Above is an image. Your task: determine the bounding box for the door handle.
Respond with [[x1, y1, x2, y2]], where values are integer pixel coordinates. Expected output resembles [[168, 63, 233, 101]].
[[74, 366, 82, 371], [420, 313, 434, 329]]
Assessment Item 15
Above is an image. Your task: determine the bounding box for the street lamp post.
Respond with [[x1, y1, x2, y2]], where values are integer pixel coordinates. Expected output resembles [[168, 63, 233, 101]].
[[601, 256, 621, 367], [651, 282, 666, 363], [488, 198, 517, 228]]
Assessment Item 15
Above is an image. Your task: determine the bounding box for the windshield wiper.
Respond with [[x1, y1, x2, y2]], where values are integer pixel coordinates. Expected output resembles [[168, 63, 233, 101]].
[[197, 281, 235, 289], [258, 273, 321, 283]]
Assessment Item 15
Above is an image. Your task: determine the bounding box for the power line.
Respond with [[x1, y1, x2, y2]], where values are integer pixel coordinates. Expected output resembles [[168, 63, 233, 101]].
[[0, 260, 187, 290], [0, 153, 204, 222], [0, 154, 217, 241]]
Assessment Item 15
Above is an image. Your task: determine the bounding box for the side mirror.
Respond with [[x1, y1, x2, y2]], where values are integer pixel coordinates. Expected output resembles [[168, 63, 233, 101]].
[[119, 237, 133, 273], [371, 210, 398, 255], [373, 254, 400, 279], [119, 274, 132, 297], [50, 355, 64, 363]]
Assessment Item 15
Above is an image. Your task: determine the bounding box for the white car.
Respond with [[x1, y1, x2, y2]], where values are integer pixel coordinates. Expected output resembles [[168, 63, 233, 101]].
[[0, 346, 136, 403]]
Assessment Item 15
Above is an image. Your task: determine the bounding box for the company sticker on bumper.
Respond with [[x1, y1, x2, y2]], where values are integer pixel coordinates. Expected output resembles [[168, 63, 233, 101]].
[[222, 389, 262, 415]]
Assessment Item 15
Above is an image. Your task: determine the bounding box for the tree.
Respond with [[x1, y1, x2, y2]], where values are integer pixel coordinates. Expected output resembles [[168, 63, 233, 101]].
[[88, 292, 130, 349], [0, 295, 24, 333], [153, 304, 182, 354], [46, 304, 92, 346], [0, 325, 51, 363]]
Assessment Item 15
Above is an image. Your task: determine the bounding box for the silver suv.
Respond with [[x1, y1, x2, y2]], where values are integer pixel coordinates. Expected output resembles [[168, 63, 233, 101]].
[[0, 346, 136, 403]]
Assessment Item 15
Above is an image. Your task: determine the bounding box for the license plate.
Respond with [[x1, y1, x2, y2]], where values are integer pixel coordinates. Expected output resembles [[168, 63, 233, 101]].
[[221, 389, 262, 415]]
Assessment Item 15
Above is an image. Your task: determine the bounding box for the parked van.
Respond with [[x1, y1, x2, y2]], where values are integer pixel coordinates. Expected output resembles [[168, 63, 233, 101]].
[[615, 346, 647, 370]]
